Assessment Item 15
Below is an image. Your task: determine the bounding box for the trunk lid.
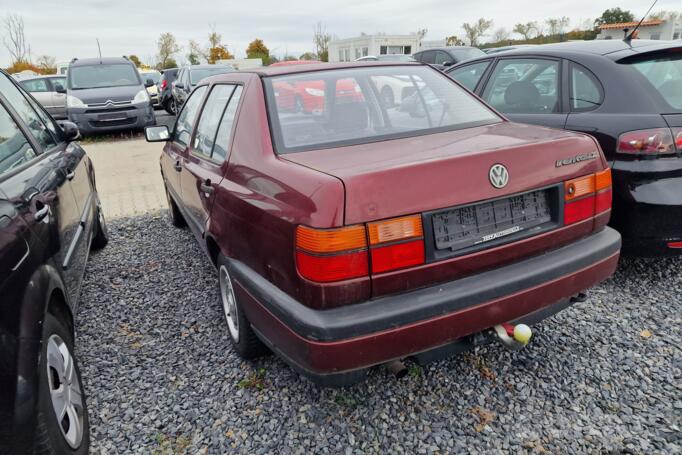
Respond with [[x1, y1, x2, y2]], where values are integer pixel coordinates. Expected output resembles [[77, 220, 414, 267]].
[[282, 122, 606, 225]]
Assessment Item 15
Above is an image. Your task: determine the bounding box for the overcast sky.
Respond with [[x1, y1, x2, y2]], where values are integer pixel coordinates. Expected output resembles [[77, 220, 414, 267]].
[[0, 0, 677, 66]]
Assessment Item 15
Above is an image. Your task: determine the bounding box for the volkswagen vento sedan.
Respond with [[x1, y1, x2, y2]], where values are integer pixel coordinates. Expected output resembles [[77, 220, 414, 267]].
[[145, 62, 621, 386]]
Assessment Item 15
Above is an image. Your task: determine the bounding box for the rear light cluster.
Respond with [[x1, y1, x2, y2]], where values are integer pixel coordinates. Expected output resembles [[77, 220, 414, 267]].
[[160, 80, 167, 90], [564, 169, 612, 225], [617, 128, 682, 155], [295, 215, 425, 282]]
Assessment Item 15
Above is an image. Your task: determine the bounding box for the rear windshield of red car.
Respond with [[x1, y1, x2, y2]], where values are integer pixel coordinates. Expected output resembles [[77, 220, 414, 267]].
[[263, 65, 502, 153], [622, 51, 682, 112]]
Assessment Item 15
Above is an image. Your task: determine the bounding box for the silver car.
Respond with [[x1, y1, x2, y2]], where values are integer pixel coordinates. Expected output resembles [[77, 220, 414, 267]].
[[19, 75, 68, 119]]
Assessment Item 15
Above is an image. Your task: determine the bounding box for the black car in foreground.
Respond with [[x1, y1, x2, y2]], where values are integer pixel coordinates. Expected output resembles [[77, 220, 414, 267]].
[[447, 39, 682, 256], [158, 68, 179, 115], [0, 69, 108, 454]]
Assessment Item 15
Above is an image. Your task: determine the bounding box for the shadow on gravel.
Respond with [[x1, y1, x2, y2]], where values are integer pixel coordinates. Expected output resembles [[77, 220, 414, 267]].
[[76, 213, 681, 454]]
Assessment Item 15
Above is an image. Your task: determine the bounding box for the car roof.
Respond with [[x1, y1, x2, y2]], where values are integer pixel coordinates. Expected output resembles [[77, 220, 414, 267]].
[[416, 46, 479, 53], [186, 64, 233, 70], [242, 61, 423, 77], [69, 57, 133, 66], [18, 74, 61, 81]]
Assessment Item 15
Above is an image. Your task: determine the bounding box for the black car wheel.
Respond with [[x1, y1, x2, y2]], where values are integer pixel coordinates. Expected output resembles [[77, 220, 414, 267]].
[[90, 204, 108, 250], [165, 186, 186, 228], [34, 312, 89, 455], [167, 98, 178, 115], [217, 253, 268, 359]]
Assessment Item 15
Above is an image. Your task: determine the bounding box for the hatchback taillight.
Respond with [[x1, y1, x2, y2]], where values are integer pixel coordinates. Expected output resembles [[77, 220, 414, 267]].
[[674, 128, 682, 151], [617, 128, 676, 155], [160, 80, 167, 90], [564, 169, 612, 225]]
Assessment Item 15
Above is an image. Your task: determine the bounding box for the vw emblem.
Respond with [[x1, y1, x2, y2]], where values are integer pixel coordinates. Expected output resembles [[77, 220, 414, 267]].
[[489, 164, 509, 189]]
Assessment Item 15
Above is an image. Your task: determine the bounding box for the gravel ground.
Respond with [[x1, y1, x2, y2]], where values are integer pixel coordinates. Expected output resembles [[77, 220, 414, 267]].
[[76, 213, 681, 454]]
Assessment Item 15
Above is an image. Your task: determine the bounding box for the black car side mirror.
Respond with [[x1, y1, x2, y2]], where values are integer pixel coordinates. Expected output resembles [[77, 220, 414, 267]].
[[145, 78, 154, 88], [175, 82, 184, 89], [443, 61, 454, 67], [145, 125, 170, 142], [57, 121, 80, 141], [55, 84, 66, 93]]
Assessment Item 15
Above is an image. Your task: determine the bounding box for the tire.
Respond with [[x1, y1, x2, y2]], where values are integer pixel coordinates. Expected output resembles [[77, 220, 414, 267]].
[[165, 186, 186, 228], [90, 203, 108, 250], [34, 312, 89, 455], [168, 98, 178, 115], [217, 254, 268, 359], [381, 86, 395, 108]]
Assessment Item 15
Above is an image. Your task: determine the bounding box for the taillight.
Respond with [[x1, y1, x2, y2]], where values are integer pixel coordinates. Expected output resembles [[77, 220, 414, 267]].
[[160, 80, 167, 90], [617, 128, 675, 155], [674, 128, 682, 151], [296, 225, 368, 282], [564, 169, 612, 225], [367, 215, 425, 274]]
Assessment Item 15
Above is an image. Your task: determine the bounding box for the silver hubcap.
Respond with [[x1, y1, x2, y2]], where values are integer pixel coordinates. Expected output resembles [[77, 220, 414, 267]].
[[219, 265, 240, 342], [46, 334, 84, 449]]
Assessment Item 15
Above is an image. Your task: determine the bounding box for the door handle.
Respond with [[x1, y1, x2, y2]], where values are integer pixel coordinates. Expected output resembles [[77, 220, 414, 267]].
[[200, 180, 214, 195], [174, 161, 182, 172], [65, 169, 75, 180], [34, 203, 49, 222]]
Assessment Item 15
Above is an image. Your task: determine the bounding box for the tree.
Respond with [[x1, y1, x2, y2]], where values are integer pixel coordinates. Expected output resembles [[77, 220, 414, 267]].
[[283, 55, 297, 61], [127, 55, 142, 67], [5, 61, 41, 74], [462, 18, 493, 46], [160, 58, 177, 70], [3, 14, 29, 64], [246, 38, 270, 65], [545, 17, 570, 36], [208, 45, 233, 63], [649, 10, 681, 21], [492, 27, 510, 42], [445, 35, 464, 46], [208, 25, 221, 49], [313, 22, 331, 62], [187, 39, 205, 64], [157, 32, 181, 69], [594, 8, 635, 26], [513, 22, 538, 40], [36, 55, 56, 73], [299, 51, 317, 60]]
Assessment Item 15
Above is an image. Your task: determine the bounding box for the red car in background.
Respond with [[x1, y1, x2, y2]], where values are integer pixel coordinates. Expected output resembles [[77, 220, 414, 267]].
[[145, 62, 620, 386]]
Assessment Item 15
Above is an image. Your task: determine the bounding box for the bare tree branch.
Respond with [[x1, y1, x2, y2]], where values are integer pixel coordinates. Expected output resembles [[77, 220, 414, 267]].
[[3, 13, 28, 64]]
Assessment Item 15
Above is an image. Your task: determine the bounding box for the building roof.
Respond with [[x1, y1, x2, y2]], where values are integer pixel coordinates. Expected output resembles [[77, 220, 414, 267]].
[[599, 20, 664, 30]]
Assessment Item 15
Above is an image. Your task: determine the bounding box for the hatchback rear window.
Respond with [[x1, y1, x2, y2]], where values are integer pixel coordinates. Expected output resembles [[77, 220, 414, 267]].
[[627, 54, 682, 111], [69, 64, 140, 89], [265, 66, 501, 153]]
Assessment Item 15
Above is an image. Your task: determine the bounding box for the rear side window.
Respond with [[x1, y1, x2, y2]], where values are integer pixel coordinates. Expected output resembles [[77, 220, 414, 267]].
[[20, 79, 49, 92], [482, 58, 560, 114], [0, 103, 36, 175], [570, 64, 602, 111], [173, 85, 207, 147], [449, 61, 491, 91], [193, 85, 236, 158], [626, 54, 682, 111], [212, 86, 242, 162]]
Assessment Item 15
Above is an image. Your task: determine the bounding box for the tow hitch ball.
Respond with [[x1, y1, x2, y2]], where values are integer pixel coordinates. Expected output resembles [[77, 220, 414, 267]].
[[491, 323, 533, 350]]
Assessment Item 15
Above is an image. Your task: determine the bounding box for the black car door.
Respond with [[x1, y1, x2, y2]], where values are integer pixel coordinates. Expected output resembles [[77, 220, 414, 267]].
[[479, 56, 568, 129], [0, 72, 85, 305]]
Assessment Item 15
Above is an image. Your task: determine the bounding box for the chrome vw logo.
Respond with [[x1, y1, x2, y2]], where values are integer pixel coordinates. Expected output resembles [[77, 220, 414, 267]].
[[489, 164, 509, 189]]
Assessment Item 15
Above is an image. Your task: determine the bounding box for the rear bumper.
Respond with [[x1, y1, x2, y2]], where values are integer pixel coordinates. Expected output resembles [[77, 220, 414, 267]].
[[231, 227, 621, 386]]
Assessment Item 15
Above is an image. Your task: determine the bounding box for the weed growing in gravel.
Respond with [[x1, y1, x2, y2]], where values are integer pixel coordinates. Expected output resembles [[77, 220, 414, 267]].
[[470, 406, 495, 433], [408, 363, 423, 379], [237, 368, 266, 390], [152, 433, 192, 455], [332, 391, 359, 409]]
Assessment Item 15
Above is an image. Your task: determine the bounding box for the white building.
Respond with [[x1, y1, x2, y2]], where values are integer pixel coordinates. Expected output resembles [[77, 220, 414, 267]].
[[597, 18, 682, 41], [329, 34, 422, 62]]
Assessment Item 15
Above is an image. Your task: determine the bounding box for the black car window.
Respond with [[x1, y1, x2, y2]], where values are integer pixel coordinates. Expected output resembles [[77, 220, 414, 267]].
[[435, 51, 451, 65], [51, 77, 66, 91], [174, 85, 207, 147], [449, 61, 491, 91], [0, 74, 58, 150], [20, 78, 49, 92], [0, 102, 37, 175], [212, 85, 243, 162], [418, 51, 436, 64], [570, 64, 602, 111], [193, 85, 236, 158], [482, 58, 560, 114]]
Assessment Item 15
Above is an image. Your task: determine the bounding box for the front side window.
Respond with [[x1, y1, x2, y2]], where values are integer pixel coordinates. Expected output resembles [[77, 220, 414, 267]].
[[51, 77, 67, 91], [435, 51, 451, 65], [418, 51, 436, 64], [189, 67, 233, 85], [20, 79, 49, 93], [173, 86, 207, 147], [0, 103, 36, 175], [193, 85, 236, 158], [449, 61, 491, 91], [482, 58, 560, 114], [570, 64, 602, 111], [0, 74, 57, 150], [68, 64, 141, 89], [265, 66, 501, 153]]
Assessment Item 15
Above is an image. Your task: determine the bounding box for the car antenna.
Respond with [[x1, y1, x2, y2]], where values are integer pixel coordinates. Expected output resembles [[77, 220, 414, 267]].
[[96, 38, 102, 61], [624, 0, 658, 44]]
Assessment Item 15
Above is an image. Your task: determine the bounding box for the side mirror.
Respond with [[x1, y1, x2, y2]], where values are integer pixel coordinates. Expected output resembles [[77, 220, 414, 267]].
[[442, 61, 454, 67], [55, 84, 66, 93], [145, 125, 170, 142], [57, 121, 80, 141], [145, 78, 154, 88], [175, 82, 184, 89]]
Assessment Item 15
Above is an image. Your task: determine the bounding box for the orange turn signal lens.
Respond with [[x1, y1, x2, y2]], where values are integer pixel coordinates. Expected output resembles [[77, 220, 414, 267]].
[[565, 175, 595, 201], [367, 215, 423, 245], [595, 168, 612, 192], [296, 225, 367, 254]]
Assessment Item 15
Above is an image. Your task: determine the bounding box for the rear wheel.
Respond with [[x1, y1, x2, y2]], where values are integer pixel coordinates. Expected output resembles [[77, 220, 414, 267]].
[[34, 312, 89, 455], [217, 254, 268, 359], [167, 98, 178, 115]]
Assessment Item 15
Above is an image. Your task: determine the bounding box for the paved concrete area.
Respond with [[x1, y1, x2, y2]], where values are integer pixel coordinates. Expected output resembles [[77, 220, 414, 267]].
[[85, 139, 167, 219]]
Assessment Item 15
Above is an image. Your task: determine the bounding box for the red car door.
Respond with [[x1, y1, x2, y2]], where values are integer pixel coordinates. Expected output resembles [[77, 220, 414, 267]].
[[179, 84, 243, 237]]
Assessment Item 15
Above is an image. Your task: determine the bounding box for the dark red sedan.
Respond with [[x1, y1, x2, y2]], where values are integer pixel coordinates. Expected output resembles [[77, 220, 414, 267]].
[[145, 62, 621, 386]]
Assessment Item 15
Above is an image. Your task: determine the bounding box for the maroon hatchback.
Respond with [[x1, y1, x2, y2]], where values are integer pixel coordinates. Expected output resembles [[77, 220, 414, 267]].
[[145, 62, 621, 386]]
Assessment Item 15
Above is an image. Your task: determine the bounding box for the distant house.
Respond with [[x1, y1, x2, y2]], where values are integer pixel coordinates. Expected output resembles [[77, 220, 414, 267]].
[[329, 34, 422, 62], [597, 18, 682, 40]]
